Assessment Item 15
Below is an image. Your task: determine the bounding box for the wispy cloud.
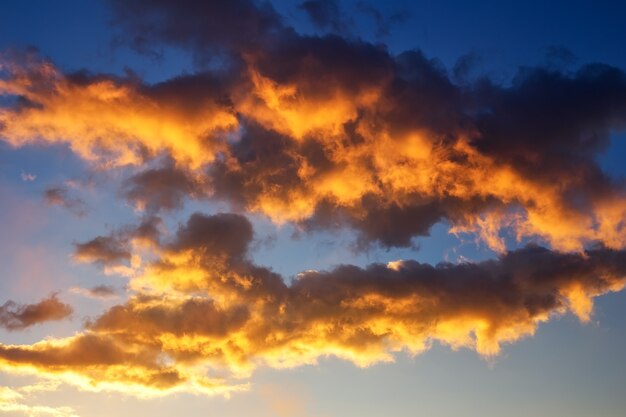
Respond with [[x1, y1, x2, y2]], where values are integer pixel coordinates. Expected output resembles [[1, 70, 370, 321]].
[[43, 186, 87, 217], [20, 171, 36, 182], [69, 285, 119, 300], [0, 385, 79, 417]]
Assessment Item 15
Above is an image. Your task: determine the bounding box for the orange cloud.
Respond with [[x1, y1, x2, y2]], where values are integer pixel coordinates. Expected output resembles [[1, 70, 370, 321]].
[[3, 50, 626, 252], [0, 53, 238, 169], [1, 214, 624, 395]]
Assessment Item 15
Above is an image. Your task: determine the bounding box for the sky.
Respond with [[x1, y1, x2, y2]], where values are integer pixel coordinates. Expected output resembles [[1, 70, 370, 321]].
[[1, 0, 626, 416]]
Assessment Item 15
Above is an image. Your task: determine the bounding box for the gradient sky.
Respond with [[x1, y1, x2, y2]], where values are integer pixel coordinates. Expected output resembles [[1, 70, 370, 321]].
[[1, 1, 626, 416]]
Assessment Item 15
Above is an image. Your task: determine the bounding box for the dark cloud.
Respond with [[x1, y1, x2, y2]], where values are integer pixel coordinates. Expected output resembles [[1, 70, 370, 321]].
[[0, 295, 73, 331], [108, 0, 287, 65], [469, 63, 626, 219], [70, 285, 119, 299], [296, 0, 408, 38], [73, 216, 162, 266], [74, 235, 131, 266], [473, 64, 626, 162], [141, 70, 237, 112], [356, 1, 410, 37], [92, 296, 250, 339], [131, 216, 163, 246], [452, 51, 483, 82], [169, 212, 254, 262], [121, 161, 207, 213], [305, 198, 444, 249], [299, 0, 350, 33], [43, 186, 87, 216], [88, 285, 118, 298]]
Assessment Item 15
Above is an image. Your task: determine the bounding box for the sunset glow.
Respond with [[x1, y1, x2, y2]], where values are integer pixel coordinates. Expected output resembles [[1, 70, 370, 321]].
[[1, 1, 626, 416]]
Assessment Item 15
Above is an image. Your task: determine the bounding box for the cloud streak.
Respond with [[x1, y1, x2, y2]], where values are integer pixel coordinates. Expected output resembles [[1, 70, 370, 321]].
[[44, 186, 87, 217]]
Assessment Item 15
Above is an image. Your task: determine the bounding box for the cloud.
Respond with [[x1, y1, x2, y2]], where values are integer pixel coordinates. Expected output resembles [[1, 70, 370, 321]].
[[20, 171, 36, 182], [0, 213, 624, 395], [0, 52, 238, 168], [69, 285, 119, 300], [73, 216, 162, 268], [0, 385, 79, 417], [3, 18, 626, 251], [121, 159, 207, 213], [356, 1, 410, 37], [43, 186, 87, 216], [168, 212, 253, 260], [299, 0, 350, 33], [73, 236, 131, 267], [108, 0, 285, 64], [0, 295, 73, 331]]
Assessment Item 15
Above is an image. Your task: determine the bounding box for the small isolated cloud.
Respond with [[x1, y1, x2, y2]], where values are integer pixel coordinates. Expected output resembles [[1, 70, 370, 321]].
[[69, 285, 119, 299], [0, 295, 73, 331], [20, 171, 36, 182], [43, 186, 87, 216], [73, 236, 131, 266]]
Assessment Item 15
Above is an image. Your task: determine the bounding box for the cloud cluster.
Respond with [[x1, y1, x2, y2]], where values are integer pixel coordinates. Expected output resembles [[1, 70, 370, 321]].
[[0, 213, 624, 395], [2, 2, 626, 251]]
